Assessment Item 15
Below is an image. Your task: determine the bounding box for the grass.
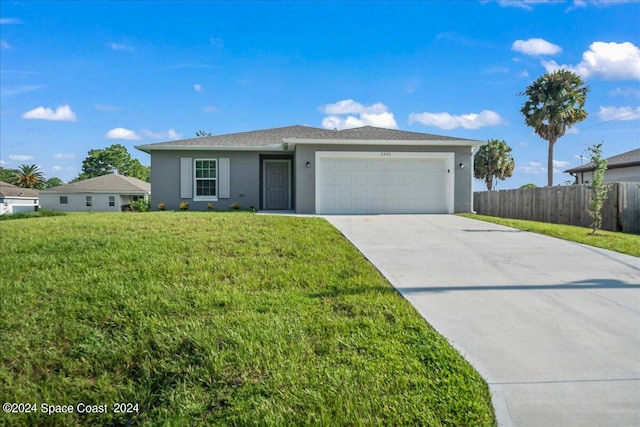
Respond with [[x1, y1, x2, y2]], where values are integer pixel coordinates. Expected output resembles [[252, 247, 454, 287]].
[[0, 209, 66, 221], [0, 212, 495, 426], [460, 213, 640, 257]]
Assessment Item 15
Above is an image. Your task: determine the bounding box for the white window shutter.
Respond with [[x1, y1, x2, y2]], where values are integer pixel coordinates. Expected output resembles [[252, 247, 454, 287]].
[[180, 158, 192, 198], [219, 158, 230, 199]]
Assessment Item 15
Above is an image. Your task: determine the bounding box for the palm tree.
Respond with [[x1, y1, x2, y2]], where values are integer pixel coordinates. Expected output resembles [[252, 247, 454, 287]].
[[474, 139, 515, 191], [14, 164, 45, 188], [520, 70, 589, 186]]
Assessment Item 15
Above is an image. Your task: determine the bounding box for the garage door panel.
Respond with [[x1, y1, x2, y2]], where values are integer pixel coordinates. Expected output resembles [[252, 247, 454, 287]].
[[316, 152, 453, 214]]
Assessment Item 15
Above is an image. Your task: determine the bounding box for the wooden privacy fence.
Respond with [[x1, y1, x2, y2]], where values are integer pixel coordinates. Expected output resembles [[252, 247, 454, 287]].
[[473, 182, 640, 234]]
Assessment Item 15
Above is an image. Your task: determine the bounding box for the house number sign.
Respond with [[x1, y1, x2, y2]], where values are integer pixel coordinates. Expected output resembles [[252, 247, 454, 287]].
[[380, 152, 391, 157]]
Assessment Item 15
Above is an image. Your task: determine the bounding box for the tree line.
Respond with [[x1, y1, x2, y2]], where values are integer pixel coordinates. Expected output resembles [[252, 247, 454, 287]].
[[2, 144, 150, 189]]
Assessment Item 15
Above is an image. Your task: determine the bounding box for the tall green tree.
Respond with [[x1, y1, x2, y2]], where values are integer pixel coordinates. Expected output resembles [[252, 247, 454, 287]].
[[79, 144, 150, 182], [0, 166, 17, 183], [44, 177, 64, 188], [473, 139, 515, 191], [520, 69, 589, 187], [195, 130, 212, 137], [13, 164, 46, 188]]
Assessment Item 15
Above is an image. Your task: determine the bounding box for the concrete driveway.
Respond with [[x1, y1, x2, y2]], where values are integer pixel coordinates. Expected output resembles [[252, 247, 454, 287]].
[[325, 214, 640, 427]]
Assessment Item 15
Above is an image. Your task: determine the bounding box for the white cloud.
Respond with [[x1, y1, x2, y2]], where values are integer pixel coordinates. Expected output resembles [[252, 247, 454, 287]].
[[194, 84, 202, 92], [597, 106, 640, 121], [9, 154, 34, 161], [203, 105, 218, 113], [210, 37, 224, 49], [1, 40, 11, 49], [320, 99, 398, 130], [553, 159, 571, 168], [609, 87, 640, 98], [322, 99, 388, 115], [519, 70, 530, 78], [108, 43, 134, 51], [1, 85, 45, 96], [565, 127, 580, 134], [519, 160, 567, 174], [0, 18, 21, 24], [512, 38, 562, 56], [542, 41, 640, 80], [53, 153, 75, 160], [519, 161, 546, 174], [22, 105, 77, 121], [51, 166, 63, 172], [95, 104, 121, 111], [104, 127, 141, 141], [140, 129, 183, 140], [408, 110, 506, 130]]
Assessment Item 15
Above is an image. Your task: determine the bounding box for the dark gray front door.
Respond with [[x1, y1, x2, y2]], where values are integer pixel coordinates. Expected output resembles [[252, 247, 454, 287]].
[[265, 161, 290, 210]]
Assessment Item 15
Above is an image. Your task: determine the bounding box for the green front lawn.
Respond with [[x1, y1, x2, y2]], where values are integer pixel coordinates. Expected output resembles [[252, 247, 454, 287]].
[[460, 213, 640, 257], [0, 212, 495, 426]]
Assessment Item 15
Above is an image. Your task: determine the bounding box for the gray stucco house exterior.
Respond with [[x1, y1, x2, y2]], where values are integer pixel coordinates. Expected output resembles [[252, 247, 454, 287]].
[[135, 125, 484, 214], [39, 174, 150, 212]]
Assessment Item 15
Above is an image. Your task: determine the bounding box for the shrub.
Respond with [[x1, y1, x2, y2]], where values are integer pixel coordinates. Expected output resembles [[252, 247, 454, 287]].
[[130, 199, 150, 212], [230, 202, 241, 210], [207, 203, 214, 210], [157, 202, 166, 211], [179, 201, 189, 211]]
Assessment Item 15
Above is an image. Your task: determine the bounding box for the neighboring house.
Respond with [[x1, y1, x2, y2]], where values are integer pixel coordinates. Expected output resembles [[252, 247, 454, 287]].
[[39, 174, 150, 212], [135, 125, 484, 214], [0, 181, 39, 215], [565, 148, 640, 184]]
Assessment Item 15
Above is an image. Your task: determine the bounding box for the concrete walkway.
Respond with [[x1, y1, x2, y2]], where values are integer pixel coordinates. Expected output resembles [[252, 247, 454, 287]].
[[325, 214, 640, 427]]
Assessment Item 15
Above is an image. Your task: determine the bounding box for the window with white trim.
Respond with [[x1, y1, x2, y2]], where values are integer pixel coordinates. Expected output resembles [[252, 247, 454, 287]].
[[60, 196, 68, 204], [194, 159, 217, 200], [86, 196, 92, 207], [109, 196, 115, 207]]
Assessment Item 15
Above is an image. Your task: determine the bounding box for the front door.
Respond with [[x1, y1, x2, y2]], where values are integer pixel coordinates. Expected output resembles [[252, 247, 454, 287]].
[[264, 160, 290, 210]]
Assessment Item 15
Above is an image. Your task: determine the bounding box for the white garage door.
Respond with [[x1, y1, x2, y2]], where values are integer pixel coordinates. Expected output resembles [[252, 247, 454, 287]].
[[316, 152, 454, 214]]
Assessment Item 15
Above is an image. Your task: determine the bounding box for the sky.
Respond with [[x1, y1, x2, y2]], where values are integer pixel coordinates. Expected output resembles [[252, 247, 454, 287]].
[[1, 0, 639, 189]]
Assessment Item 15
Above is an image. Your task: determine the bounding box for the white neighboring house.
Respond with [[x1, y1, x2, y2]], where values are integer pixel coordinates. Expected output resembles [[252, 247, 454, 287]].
[[39, 174, 151, 212], [0, 181, 40, 215], [565, 148, 640, 184]]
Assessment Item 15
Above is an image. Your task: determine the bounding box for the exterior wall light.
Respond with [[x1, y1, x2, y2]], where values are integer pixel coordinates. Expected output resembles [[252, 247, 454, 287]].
[[306, 161, 311, 168], [459, 163, 465, 169]]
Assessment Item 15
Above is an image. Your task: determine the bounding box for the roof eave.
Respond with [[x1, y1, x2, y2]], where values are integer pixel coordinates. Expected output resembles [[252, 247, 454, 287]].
[[282, 138, 485, 147], [135, 144, 284, 153]]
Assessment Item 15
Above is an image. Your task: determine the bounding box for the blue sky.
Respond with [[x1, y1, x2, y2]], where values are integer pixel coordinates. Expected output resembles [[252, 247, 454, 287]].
[[1, 0, 639, 188]]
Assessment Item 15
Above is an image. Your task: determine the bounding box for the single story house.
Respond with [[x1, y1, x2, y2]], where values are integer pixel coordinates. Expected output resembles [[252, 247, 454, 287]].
[[0, 181, 39, 215], [39, 174, 151, 212], [565, 148, 640, 184], [135, 125, 484, 214]]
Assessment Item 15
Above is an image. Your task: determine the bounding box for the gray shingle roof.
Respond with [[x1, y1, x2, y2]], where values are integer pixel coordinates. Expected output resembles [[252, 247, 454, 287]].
[[565, 148, 640, 173], [136, 125, 327, 151], [39, 174, 150, 194], [0, 181, 39, 198], [290, 125, 479, 141], [136, 125, 481, 152]]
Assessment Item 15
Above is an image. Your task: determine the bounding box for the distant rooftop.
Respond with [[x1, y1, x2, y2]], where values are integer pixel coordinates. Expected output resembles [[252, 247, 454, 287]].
[[39, 174, 150, 194], [565, 148, 640, 173], [0, 181, 40, 198]]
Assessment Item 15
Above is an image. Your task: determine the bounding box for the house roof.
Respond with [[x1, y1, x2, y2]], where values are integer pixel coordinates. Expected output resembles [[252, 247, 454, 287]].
[[0, 181, 40, 198], [565, 148, 640, 173], [135, 125, 482, 152], [39, 174, 150, 194], [135, 125, 327, 152]]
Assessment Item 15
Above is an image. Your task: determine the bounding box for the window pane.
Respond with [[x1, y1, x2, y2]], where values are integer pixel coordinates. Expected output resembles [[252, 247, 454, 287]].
[[196, 180, 216, 196]]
